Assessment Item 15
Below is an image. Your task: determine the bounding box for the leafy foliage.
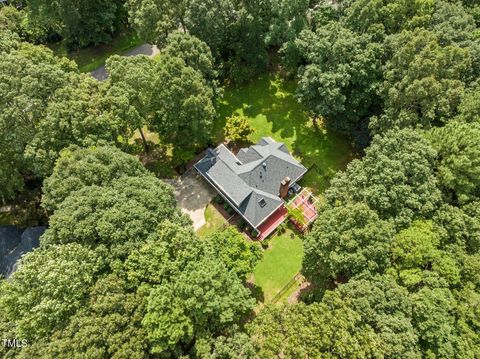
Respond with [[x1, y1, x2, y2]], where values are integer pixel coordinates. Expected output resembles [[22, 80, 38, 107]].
[[150, 54, 216, 149], [42, 175, 180, 259], [205, 227, 262, 280], [0, 43, 77, 202], [304, 203, 395, 282], [294, 22, 383, 136], [41, 146, 149, 212], [371, 28, 470, 133], [326, 128, 441, 227], [430, 120, 480, 204], [224, 114, 254, 144], [0, 244, 104, 341], [27, 0, 125, 47], [142, 258, 255, 356]]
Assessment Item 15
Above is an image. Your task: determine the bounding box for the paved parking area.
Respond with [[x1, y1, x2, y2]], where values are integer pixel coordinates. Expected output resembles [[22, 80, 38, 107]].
[[165, 169, 215, 230]]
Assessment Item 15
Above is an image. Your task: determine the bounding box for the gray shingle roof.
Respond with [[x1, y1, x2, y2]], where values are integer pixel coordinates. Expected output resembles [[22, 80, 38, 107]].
[[194, 137, 307, 228], [0, 226, 45, 278]]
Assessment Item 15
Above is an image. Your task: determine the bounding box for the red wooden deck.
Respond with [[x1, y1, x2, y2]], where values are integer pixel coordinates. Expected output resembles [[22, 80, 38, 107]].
[[257, 206, 288, 241]]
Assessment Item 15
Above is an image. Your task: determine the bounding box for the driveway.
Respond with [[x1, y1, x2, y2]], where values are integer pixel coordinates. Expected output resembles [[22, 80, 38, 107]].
[[90, 43, 160, 81], [165, 169, 216, 231]]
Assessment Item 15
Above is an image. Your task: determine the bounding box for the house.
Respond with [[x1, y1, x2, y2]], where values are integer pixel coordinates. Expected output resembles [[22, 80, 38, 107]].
[[194, 137, 307, 240], [0, 226, 46, 278]]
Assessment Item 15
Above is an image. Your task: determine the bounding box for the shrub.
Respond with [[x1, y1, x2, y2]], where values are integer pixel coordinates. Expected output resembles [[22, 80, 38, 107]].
[[237, 218, 247, 230], [214, 195, 224, 204], [251, 229, 259, 238], [261, 239, 269, 249]]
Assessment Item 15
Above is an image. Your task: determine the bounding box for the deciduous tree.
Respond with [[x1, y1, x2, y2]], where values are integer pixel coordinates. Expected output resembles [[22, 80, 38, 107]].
[[0, 43, 76, 202], [205, 227, 262, 280], [371, 28, 470, 133], [142, 258, 254, 356], [304, 203, 394, 283], [0, 244, 104, 341], [42, 176, 180, 259], [430, 121, 480, 204], [41, 146, 149, 212], [326, 128, 441, 227]]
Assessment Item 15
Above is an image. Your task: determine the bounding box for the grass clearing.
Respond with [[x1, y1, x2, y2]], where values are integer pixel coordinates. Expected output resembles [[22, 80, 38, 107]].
[[216, 73, 355, 194], [253, 229, 303, 303], [49, 29, 143, 73], [196, 203, 228, 237]]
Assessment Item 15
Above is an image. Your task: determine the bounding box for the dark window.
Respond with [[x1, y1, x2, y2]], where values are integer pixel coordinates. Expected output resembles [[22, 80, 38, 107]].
[[259, 198, 267, 208]]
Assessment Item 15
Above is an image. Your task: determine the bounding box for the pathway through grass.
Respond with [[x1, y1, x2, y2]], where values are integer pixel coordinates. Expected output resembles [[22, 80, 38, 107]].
[[216, 73, 355, 194]]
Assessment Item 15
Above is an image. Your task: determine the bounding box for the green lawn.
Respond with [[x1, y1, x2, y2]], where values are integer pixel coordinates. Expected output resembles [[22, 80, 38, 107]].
[[253, 229, 303, 303], [49, 29, 143, 73], [215, 73, 355, 194], [196, 203, 228, 237]]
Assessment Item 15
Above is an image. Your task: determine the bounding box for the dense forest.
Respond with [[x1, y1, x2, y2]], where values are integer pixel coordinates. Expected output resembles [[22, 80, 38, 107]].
[[1, 0, 479, 358]]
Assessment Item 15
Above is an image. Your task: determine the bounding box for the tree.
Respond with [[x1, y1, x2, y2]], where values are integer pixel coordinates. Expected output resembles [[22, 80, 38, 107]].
[[0, 28, 20, 53], [25, 75, 133, 177], [411, 286, 457, 358], [224, 114, 254, 145], [0, 244, 104, 342], [390, 220, 445, 287], [126, 0, 186, 45], [429, 0, 480, 79], [184, 0, 235, 60], [127, 0, 268, 82], [18, 274, 149, 359], [433, 203, 480, 254], [125, 221, 202, 287], [456, 85, 480, 123], [205, 227, 262, 280], [342, 0, 435, 35], [265, 0, 309, 47], [26, 0, 125, 47], [106, 54, 158, 152], [294, 22, 383, 138], [325, 128, 441, 227], [0, 43, 77, 202], [0, 6, 24, 36], [142, 258, 255, 356], [371, 28, 470, 133], [248, 300, 382, 358], [335, 277, 421, 358], [150, 54, 216, 149], [304, 203, 395, 283], [430, 121, 480, 204], [162, 31, 219, 89], [41, 146, 149, 212], [207, 332, 256, 359], [41, 176, 181, 259]]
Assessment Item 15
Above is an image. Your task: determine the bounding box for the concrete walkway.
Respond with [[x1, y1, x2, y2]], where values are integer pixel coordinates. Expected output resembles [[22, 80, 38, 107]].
[[90, 43, 159, 81], [164, 169, 216, 231]]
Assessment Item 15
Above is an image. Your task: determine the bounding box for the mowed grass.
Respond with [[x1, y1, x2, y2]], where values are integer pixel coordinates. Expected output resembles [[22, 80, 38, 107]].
[[253, 229, 303, 303], [196, 203, 228, 237], [215, 73, 355, 194], [49, 29, 143, 73]]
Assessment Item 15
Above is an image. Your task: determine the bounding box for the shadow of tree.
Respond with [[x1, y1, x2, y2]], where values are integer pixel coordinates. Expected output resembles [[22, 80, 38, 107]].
[[215, 73, 356, 193]]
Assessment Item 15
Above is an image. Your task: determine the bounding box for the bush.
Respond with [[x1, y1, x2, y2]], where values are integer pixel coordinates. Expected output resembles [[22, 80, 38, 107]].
[[223, 203, 231, 211], [277, 222, 287, 235], [261, 239, 269, 249], [237, 218, 247, 230], [251, 229, 259, 238], [214, 195, 224, 204]]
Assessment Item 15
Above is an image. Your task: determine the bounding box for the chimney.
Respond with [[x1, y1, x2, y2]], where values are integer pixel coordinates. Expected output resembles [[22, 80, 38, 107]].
[[279, 176, 291, 199]]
